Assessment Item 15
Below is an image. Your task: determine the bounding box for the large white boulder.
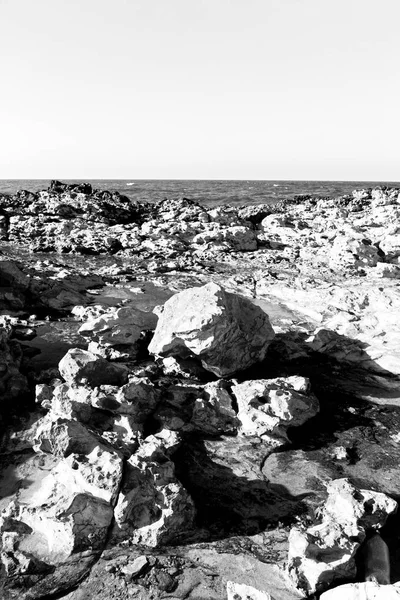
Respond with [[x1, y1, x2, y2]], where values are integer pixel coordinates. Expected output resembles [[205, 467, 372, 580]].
[[148, 283, 275, 377]]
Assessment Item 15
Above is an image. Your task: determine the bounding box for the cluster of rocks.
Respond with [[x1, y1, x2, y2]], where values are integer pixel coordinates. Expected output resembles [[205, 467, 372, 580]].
[[1, 182, 400, 600], [1, 183, 400, 279]]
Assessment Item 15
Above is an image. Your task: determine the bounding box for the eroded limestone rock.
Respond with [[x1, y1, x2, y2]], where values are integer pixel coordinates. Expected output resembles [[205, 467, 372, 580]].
[[111, 431, 195, 546], [59, 348, 128, 387], [78, 305, 157, 360], [148, 282, 275, 377], [287, 478, 397, 595], [231, 376, 319, 443]]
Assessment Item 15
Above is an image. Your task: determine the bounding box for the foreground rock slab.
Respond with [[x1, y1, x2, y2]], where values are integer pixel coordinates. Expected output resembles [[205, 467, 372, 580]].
[[148, 282, 275, 377], [320, 581, 400, 599]]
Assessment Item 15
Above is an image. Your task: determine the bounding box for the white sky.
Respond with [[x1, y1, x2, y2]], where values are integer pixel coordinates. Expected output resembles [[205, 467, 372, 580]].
[[1, 0, 399, 180]]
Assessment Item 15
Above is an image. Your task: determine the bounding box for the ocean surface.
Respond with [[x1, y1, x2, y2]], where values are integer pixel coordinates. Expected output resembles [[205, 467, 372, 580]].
[[1, 179, 399, 207]]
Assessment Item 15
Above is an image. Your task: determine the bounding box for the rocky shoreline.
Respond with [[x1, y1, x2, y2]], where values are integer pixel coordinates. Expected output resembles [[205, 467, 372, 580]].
[[1, 181, 400, 600]]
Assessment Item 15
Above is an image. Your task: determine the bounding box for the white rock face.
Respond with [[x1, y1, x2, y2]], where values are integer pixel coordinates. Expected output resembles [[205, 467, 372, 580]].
[[34, 416, 124, 503], [0, 413, 124, 567], [148, 283, 275, 377], [320, 582, 400, 599], [227, 581, 273, 600], [329, 235, 380, 269], [379, 234, 400, 262], [287, 478, 398, 595], [231, 376, 319, 442]]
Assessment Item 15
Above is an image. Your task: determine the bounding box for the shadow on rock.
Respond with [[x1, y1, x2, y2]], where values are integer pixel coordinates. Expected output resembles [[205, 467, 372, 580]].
[[173, 434, 310, 540], [238, 329, 400, 453]]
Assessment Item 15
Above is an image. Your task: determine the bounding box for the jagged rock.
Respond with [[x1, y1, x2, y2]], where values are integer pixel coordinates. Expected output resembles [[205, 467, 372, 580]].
[[287, 478, 398, 595], [148, 282, 275, 377], [231, 376, 319, 443], [0, 258, 103, 312], [154, 379, 239, 435], [0, 409, 123, 568], [379, 234, 400, 262], [34, 416, 123, 503], [78, 305, 157, 360], [329, 235, 380, 269], [320, 582, 400, 599], [110, 431, 195, 545], [59, 348, 128, 387], [0, 461, 114, 565]]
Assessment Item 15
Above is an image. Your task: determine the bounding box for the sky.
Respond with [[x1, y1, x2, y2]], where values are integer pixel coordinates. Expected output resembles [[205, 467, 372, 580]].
[[0, 0, 399, 180]]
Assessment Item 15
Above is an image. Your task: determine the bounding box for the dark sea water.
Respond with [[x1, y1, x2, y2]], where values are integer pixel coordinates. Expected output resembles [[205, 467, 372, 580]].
[[1, 179, 399, 207]]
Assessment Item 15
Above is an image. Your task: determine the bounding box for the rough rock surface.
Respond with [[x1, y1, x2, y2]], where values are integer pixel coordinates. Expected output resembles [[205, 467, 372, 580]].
[[148, 282, 275, 376], [2, 182, 400, 600], [287, 478, 397, 595], [231, 375, 319, 443], [320, 581, 400, 599]]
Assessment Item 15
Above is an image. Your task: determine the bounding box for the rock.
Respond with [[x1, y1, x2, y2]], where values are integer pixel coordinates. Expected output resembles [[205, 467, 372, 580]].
[[59, 348, 128, 387], [0, 461, 114, 564], [379, 234, 400, 262], [154, 379, 239, 435], [0, 325, 29, 409], [287, 478, 397, 595], [34, 416, 124, 503], [372, 262, 400, 278], [189, 380, 239, 435], [148, 283, 275, 377], [226, 581, 274, 600], [78, 305, 157, 360], [0, 258, 103, 312], [320, 582, 400, 599], [120, 555, 149, 579], [329, 235, 380, 270], [110, 433, 195, 546], [231, 376, 319, 443]]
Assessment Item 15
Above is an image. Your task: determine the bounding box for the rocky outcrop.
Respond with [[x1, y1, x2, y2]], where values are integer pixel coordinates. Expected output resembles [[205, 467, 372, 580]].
[[148, 282, 275, 377], [0, 258, 103, 313], [3, 182, 400, 600]]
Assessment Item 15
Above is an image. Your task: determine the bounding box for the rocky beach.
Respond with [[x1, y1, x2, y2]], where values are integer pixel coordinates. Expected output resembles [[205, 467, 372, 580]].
[[1, 180, 400, 600]]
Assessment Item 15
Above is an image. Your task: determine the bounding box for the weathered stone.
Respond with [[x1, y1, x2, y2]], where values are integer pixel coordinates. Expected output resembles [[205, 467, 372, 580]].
[[0, 326, 29, 407], [78, 305, 157, 359], [329, 235, 380, 269], [148, 283, 275, 377], [227, 581, 274, 600], [287, 478, 397, 595], [111, 433, 195, 546], [231, 376, 319, 442], [320, 582, 400, 599], [34, 416, 123, 503], [59, 348, 128, 387]]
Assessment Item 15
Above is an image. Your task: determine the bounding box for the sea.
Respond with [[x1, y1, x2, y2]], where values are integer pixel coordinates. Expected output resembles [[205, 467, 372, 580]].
[[0, 179, 399, 207]]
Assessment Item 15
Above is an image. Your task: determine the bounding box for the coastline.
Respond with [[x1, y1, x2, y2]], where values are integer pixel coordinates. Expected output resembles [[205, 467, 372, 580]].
[[1, 180, 400, 599]]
